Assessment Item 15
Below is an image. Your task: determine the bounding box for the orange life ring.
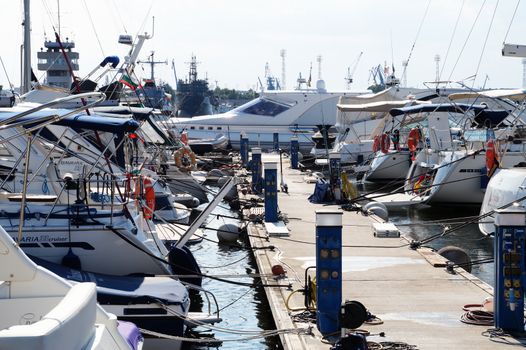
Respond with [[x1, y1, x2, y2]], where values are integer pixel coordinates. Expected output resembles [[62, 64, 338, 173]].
[[407, 128, 420, 152], [380, 133, 390, 154], [174, 146, 196, 171], [486, 139, 498, 175], [372, 135, 380, 152], [134, 176, 156, 219]]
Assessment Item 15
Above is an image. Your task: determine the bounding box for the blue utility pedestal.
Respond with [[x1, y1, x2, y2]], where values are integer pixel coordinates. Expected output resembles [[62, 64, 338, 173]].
[[251, 148, 262, 193], [315, 210, 343, 335], [290, 136, 299, 169], [273, 132, 279, 152], [494, 207, 526, 333], [240, 133, 249, 166], [329, 152, 342, 201], [264, 162, 278, 223]]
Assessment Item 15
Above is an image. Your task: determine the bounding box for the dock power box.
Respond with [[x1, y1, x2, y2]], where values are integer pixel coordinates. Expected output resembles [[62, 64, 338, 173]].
[[494, 207, 526, 332], [315, 210, 343, 335]]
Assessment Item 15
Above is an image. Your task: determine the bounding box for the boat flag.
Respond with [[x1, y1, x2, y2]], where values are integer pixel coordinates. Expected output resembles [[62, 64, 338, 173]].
[[119, 75, 139, 90]]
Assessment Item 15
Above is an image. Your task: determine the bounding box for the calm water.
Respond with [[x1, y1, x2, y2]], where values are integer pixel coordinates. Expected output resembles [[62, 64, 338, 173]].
[[360, 182, 494, 285], [183, 188, 282, 350]]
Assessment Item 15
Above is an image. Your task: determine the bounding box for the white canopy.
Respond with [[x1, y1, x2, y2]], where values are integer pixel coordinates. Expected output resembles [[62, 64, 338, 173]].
[[448, 89, 526, 101]]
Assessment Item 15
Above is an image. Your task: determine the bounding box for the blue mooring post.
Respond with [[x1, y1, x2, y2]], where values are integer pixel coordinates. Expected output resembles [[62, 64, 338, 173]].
[[264, 162, 278, 222], [240, 133, 249, 166], [329, 152, 342, 201], [251, 147, 262, 193], [290, 136, 299, 169], [273, 132, 279, 152], [494, 207, 526, 332], [315, 210, 343, 335]]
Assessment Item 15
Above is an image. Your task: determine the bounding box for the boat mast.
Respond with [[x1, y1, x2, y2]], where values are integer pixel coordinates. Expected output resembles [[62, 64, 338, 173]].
[[22, 0, 31, 93]]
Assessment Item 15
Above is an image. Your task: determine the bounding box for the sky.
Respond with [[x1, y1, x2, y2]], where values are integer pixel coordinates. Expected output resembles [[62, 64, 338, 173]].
[[2, 0, 526, 92]]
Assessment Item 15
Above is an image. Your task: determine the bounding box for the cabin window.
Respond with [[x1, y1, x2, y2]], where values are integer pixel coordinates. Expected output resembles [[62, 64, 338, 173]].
[[199, 126, 204, 130], [217, 127, 222, 130], [208, 126, 213, 130], [190, 126, 195, 130], [241, 99, 290, 117]]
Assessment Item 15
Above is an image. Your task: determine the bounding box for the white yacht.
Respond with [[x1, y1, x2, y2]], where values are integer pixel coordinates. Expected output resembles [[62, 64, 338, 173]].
[[168, 80, 365, 152], [332, 86, 430, 164], [0, 224, 141, 350], [408, 90, 525, 205], [479, 167, 526, 236]]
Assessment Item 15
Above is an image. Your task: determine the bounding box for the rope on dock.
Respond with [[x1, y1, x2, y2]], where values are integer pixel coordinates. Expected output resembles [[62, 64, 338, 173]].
[[139, 327, 307, 343], [136, 300, 312, 344]]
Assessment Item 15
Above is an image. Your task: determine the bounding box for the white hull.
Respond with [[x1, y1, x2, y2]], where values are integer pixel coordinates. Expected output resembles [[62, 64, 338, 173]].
[[479, 167, 526, 236], [426, 151, 526, 205], [364, 150, 412, 182], [168, 88, 364, 152], [0, 225, 138, 350]]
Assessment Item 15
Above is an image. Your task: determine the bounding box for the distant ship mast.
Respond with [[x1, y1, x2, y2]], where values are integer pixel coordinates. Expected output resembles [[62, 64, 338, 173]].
[[186, 55, 200, 83], [138, 51, 167, 80]]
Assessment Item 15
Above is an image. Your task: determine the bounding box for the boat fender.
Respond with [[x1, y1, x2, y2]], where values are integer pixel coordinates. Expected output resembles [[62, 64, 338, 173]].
[[180, 131, 189, 145], [372, 135, 381, 153], [380, 133, 390, 154], [362, 202, 389, 221], [61, 248, 82, 270], [168, 246, 203, 287], [135, 176, 156, 220], [485, 139, 499, 177], [271, 265, 286, 276], [437, 246, 472, 273], [217, 223, 240, 243]]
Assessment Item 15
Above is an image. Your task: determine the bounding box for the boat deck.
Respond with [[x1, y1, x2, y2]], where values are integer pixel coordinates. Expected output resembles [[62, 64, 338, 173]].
[[240, 153, 519, 350], [366, 192, 428, 207]]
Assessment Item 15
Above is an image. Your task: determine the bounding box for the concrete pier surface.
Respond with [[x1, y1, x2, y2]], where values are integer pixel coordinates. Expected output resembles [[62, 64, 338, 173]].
[[241, 153, 520, 350]]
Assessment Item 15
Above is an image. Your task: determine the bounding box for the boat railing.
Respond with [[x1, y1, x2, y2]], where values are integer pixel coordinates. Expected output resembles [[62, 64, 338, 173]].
[[181, 281, 220, 320]]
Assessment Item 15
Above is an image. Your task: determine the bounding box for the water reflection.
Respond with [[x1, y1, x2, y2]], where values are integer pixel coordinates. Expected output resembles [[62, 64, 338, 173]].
[[182, 190, 282, 350]]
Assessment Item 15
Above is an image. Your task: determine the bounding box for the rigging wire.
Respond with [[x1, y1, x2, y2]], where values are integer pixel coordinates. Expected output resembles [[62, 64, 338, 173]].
[[0, 56, 14, 92], [110, 0, 128, 34], [471, 0, 500, 90], [400, 0, 433, 81], [447, 0, 487, 82], [503, 0, 521, 43], [81, 0, 105, 57], [438, 0, 466, 81]]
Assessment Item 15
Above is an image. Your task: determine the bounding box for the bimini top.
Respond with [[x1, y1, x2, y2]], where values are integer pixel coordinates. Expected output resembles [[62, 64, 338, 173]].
[[388, 103, 488, 117], [449, 89, 526, 102], [337, 100, 430, 113], [0, 110, 140, 134]]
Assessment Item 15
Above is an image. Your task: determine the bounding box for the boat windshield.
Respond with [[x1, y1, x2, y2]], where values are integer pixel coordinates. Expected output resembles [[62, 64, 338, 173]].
[[241, 98, 291, 117], [463, 129, 492, 142]]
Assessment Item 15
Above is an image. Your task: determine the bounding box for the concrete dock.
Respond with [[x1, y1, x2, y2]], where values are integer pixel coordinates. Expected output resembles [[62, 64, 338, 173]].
[[240, 153, 521, 350]]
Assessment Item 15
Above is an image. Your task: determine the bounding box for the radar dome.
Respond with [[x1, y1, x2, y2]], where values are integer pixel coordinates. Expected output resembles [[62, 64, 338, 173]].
[[316, 79, 326, 92]]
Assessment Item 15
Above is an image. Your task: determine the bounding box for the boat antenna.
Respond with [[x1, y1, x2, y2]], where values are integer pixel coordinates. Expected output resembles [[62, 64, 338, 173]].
[[57, 0, 61, 38], [401, 0, 432, 87], [22, 0, 31, 93], [0, 56, 15, 93], [171, 59, 178, 89]]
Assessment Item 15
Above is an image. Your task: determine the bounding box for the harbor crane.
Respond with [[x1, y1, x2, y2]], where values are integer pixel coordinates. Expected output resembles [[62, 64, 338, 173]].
[[345, 51, 363, 89]]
